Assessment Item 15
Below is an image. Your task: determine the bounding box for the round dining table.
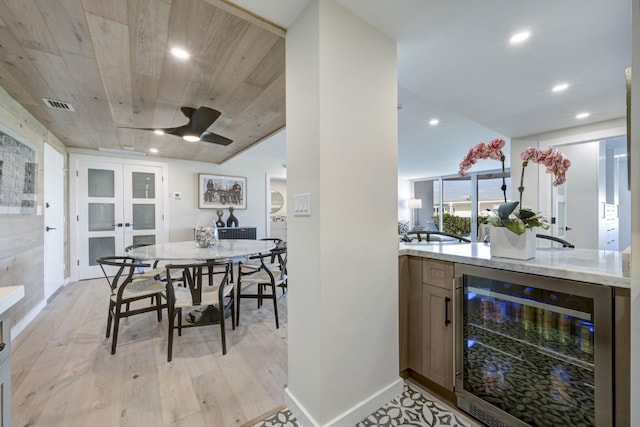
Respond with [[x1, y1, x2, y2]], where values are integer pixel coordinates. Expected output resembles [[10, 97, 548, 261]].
[[128, 239, 276, 324], [127, 239, 276, 262]]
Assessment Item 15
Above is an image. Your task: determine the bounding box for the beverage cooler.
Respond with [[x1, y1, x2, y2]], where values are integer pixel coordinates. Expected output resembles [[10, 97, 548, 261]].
[[454, 264, 613, 427]]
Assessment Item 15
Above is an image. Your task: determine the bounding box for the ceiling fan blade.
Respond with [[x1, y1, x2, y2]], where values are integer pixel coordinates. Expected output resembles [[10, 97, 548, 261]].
[[191, 107, 222, 134], [180, 106, 197, 118], [164, 125, 190, 136], [201, 131, 233, 146]]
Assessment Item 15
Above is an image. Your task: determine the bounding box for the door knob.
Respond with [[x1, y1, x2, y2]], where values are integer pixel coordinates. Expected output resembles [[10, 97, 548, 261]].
[[565, 226, 572, 231], [45, 226, 56, 231], [46, 202, 50, 208], [112, 223, 123, 227]]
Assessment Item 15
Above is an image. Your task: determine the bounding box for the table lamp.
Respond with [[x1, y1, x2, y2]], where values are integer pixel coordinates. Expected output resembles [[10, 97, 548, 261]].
[[408, 198, 423, 229]]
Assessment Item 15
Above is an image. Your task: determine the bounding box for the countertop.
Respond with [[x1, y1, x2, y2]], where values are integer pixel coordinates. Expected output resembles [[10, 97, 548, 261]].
[[399, 242, 630, 288], [0, 286, 25, 316]]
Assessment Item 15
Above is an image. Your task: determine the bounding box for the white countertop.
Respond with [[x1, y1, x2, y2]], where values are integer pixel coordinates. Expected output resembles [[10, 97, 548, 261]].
[[0, 286, 25, 316], [399, 242, 630, 288]]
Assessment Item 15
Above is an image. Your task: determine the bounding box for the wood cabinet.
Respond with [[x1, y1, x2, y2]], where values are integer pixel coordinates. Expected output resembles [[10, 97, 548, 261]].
[[421, 259, 454, 391], [399, 256, 454, 392], [0, 310, 11, 426]]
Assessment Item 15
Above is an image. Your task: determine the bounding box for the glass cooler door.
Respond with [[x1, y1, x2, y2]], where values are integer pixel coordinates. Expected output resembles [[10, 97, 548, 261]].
[[454, 264, 613, 427]]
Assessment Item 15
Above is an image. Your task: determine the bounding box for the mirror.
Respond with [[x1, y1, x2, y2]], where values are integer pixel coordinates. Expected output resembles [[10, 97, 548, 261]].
[[271, 190, 284, 214]]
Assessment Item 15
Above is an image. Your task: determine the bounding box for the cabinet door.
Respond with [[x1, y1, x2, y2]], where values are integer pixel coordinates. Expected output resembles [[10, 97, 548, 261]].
[[407, 257, 423, 373], [423, 284, 454, 391], [423, 259, 454, 290]]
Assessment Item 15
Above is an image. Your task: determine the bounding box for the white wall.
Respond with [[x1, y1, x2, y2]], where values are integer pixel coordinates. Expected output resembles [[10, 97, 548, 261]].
[[68, 147, 286, 243], [286, 0, 402, 425], [630, 0, 640, 422]]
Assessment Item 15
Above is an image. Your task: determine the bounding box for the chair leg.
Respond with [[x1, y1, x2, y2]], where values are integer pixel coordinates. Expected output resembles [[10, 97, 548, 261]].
[[155, 293, 163, 322], [111, 304, 122, 355], [167, 306, 175, 362], [236, 286, 242, 327], [106, 301, 114, 338], [178, 308, 183, 336], [230, 295, 236, 330], [220, 303, 227, 355], [271, 285, 279, 329]]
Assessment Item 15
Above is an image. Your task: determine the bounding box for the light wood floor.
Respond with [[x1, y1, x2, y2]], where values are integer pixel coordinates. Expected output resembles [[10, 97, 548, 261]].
[[11, 278, 288, 427]]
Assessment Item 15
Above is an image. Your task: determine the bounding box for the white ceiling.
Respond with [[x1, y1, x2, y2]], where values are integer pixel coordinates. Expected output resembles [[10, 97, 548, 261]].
[[236, 0, 632, 180]]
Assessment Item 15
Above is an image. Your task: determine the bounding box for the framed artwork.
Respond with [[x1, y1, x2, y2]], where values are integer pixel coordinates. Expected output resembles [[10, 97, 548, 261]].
[[198, 173, 247, 209], [0, 124, 38, 215]]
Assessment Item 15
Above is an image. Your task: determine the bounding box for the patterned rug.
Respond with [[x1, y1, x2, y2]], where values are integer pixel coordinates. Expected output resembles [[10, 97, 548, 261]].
[[253, 383, 475, 427]]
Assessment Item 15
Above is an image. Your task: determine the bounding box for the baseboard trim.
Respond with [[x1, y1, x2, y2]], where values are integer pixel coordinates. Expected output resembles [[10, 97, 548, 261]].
[[285, 377, 404, 427], [11, 299, 46, 340]]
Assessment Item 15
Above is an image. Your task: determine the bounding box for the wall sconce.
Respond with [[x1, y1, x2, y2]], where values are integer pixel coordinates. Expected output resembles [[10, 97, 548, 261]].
[[408, 198, 422, 229]]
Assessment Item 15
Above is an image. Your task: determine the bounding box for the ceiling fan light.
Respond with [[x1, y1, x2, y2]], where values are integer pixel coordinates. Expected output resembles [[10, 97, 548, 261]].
[[170, 47, 190, 60], [509, 30, 531, 44], [552, 83, 569, 92], [183, 135, 200, 142], [154, 129, 164, 135]]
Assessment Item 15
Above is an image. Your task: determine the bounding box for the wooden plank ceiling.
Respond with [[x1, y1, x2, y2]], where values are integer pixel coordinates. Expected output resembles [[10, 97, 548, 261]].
[[0, 0, 286, 163]]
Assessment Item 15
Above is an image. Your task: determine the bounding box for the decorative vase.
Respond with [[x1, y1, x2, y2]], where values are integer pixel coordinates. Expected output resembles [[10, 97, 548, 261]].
[[490, 227, 536, 260], [194, 215, 218, 248]]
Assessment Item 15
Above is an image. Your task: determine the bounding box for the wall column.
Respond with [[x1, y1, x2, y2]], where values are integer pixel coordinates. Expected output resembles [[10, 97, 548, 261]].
[[284, 1, 402, 425], [629, 0, 640, 423]]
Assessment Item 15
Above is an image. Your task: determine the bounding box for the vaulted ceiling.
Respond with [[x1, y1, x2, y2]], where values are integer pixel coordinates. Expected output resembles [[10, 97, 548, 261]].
[[0, 0, 286, 164]]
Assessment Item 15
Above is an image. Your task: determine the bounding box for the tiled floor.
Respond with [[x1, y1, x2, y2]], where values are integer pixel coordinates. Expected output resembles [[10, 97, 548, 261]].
[[253, 381, 479, 427]]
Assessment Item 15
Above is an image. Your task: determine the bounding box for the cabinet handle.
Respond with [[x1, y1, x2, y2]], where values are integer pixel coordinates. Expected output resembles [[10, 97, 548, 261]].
[[444, 296, 451, 326], [0, 342, 5, 351]]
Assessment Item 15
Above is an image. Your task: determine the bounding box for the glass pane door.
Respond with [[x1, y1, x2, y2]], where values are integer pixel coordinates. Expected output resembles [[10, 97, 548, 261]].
[[123, 165, 164, 250], [77, 162, 124, 279], [74, 158, 165, 280]]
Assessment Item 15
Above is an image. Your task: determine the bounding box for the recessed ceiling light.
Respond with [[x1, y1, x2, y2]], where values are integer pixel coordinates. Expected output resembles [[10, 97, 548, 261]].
[[429, 119, 439, 126], [509, 31, 531, 44], [552, 83, 569, 92], [170, 47, 190, 60], [576, 112, 590, 119], [183, 135, 200, 142], [154, 129, 164, 135], [149, 148, 159, 154]]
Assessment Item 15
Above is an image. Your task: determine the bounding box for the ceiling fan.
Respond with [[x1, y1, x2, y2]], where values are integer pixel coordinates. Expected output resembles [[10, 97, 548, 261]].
[[124, 106, 233, 146]]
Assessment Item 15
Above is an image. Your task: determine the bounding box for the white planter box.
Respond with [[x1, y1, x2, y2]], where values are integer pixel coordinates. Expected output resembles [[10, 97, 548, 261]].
[[490, 227, 536, 260]]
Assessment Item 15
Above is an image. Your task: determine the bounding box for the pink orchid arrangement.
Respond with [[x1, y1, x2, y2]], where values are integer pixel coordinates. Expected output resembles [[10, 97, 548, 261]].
[[520, 147, 571, 186], [458, 139, 571, 234], [459, 138, 508, 203]]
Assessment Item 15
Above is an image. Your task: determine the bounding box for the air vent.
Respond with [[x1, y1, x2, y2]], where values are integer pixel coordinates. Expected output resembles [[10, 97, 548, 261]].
[[42, 98, 75, 111]]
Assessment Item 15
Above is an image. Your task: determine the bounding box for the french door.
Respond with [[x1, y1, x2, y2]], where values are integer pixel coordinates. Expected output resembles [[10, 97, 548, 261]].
[[71, 154, 167, 280]]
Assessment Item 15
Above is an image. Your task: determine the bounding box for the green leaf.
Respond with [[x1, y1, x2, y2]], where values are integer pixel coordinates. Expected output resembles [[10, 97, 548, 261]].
[[518, 208, 536, 220], [503, 219, 526, 235], [497, 202, 519, 219]]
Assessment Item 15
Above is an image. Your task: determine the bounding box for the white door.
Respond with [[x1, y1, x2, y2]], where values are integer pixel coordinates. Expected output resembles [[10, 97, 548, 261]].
[[43, 144, 65, 300], [74, 158, 165, 279], [551, 142, 599, 249], [551, 178, 567, 241], [122, 164, 164, 248]]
